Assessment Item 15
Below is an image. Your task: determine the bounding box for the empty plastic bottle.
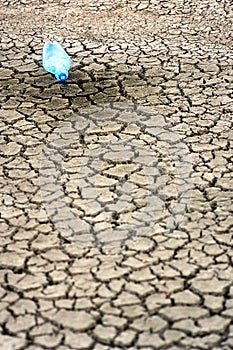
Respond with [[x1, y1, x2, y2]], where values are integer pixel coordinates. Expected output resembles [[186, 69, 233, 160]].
[[42, 41, 71, 82]]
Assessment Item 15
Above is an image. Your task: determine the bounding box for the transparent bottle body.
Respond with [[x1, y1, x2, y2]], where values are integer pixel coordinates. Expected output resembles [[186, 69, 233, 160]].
[[42, 42, 71, 82]]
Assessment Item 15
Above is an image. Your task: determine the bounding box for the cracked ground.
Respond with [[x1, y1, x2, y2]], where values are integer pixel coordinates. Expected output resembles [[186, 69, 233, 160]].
[[0, 0, 233, 349]]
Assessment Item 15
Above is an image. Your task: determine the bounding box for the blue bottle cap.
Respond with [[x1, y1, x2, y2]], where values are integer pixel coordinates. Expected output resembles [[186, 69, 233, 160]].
[[58, 73, 68, 82]]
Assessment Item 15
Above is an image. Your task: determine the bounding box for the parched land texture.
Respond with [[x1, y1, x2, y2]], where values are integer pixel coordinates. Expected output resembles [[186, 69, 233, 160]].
[[0, 1, 233, 350]]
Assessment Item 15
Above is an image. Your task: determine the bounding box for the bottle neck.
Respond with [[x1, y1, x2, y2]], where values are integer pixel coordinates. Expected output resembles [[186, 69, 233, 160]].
[[54, 64, 68, 81]]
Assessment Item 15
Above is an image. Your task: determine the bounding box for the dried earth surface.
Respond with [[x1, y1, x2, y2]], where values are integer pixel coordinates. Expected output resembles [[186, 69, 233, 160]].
[[0, 0, 233, 349]]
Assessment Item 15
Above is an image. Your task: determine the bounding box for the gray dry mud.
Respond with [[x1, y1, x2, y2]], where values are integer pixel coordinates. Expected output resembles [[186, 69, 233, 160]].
[[0, 1, 233, 350]]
